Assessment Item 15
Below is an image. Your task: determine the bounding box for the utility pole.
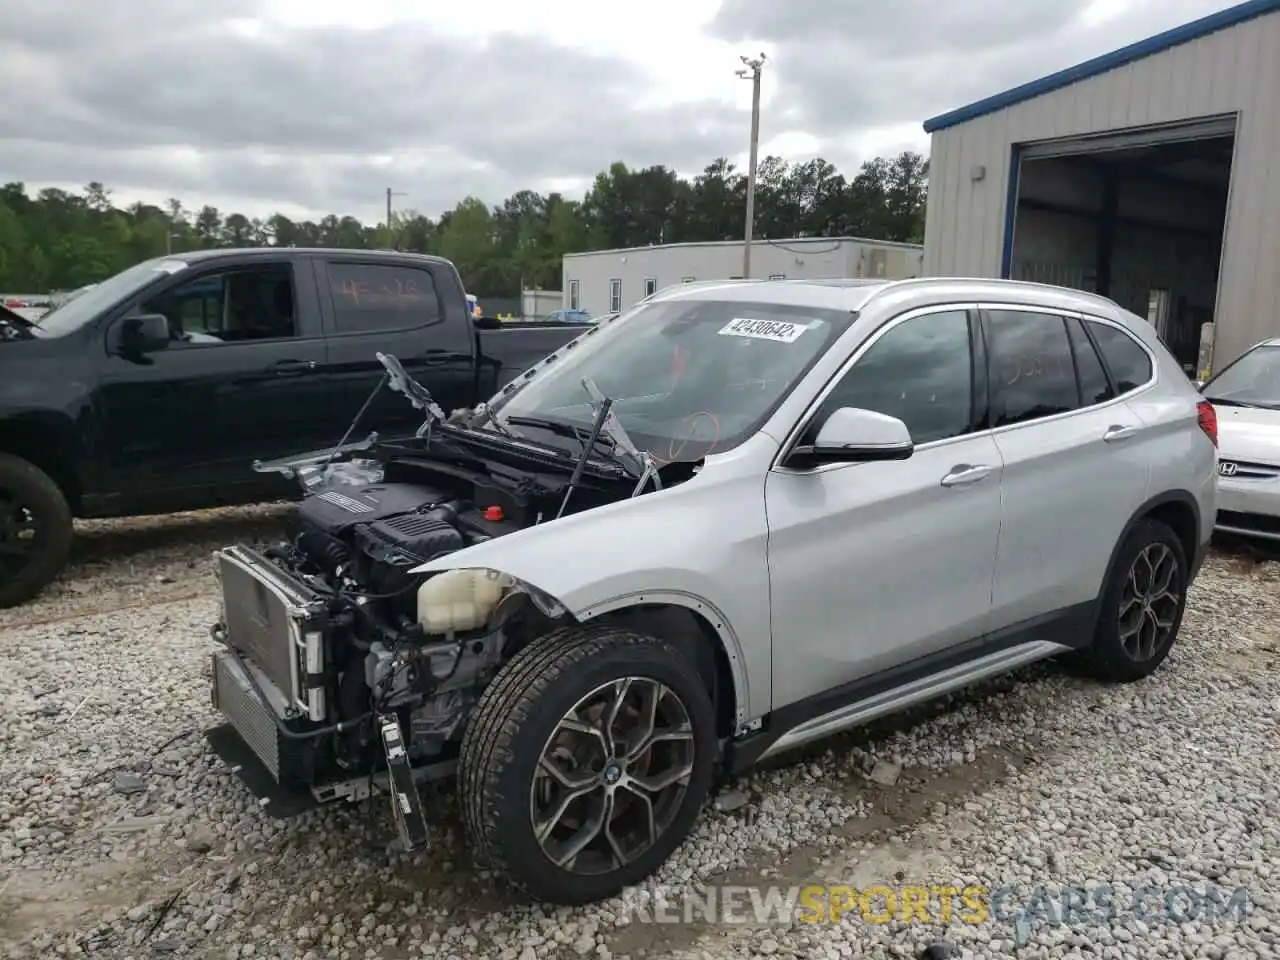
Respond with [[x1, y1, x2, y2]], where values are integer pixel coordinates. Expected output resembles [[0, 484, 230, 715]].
[[736, 53, 766, 279], [385, 188, 407, 248]]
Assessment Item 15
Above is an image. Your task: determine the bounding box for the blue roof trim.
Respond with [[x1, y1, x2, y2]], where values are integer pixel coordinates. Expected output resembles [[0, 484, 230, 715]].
[[923, 0, 1280, 133]]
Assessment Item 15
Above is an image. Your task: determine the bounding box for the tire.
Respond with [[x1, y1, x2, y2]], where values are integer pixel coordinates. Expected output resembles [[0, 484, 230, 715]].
[[459, 624, 717, 905], [1085, 518, 1188, 683], [0, 454, 73, 609]]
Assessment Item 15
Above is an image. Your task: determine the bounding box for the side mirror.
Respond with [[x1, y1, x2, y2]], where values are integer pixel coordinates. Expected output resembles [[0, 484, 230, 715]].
[[473, 314, 501, 331], [787, 407, 914, 468], [119, 313, 172, 354]]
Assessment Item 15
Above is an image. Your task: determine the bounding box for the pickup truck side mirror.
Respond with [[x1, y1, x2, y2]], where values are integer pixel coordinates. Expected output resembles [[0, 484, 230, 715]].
[[119, 313, 172, 354], [786, 407, 914, 468]]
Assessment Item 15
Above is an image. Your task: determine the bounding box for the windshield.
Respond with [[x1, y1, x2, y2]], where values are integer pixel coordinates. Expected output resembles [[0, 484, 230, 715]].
[[493, 298, 855, 463], [1202, 345, 1280, 408], [33, 258, 190, 337]]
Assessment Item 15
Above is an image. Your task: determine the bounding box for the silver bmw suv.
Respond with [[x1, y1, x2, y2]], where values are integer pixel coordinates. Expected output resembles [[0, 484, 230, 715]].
[[208, 275, 1218, 905]]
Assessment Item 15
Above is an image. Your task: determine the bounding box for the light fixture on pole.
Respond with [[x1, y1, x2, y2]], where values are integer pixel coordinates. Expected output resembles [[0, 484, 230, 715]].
[[736, 52, 766, 279]]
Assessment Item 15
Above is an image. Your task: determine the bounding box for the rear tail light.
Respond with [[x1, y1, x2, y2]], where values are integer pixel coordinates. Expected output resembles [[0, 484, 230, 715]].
[[1197, 400, 1218, 448]]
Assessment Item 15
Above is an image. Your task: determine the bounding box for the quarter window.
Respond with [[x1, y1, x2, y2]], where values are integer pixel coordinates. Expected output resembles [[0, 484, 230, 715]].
[[1087, 320, 1153, 394], [814, 310, 973, 445], [985, 310, 1078, 427], [327, 263, 440, 334]]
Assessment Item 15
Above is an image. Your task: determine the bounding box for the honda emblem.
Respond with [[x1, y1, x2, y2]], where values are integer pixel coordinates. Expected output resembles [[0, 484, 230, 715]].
[[1218, 461, 1239, 477]]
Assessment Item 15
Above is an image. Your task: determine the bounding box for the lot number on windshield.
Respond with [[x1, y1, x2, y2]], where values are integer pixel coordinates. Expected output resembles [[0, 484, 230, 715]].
[[718, 317, 809, 343]]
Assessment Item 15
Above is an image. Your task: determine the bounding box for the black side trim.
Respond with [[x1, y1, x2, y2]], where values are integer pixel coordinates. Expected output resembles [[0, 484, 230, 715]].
[[724, 600, 1097, 776]]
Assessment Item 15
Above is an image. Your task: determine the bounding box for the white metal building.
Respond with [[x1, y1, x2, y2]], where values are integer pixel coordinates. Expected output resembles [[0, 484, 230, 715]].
[[562, 237, 925, 316], [921, 0, 1280, 376]]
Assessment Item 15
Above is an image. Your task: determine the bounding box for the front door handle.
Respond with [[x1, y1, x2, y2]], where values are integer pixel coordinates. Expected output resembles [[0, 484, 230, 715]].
[[940, 464, 994, 487], [270, 359, 317, 375], [1102, 424, 1137, 443]]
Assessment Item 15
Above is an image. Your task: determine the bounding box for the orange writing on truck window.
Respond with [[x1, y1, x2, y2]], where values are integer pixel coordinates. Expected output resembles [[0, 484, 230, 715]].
[[340, 279, 369, 305]]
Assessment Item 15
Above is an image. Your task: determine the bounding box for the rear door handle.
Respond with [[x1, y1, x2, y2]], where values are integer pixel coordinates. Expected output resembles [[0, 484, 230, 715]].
[[1102, 424, 1137, 442], [270, 359, 317, 375], [940, 464, 994, 487]]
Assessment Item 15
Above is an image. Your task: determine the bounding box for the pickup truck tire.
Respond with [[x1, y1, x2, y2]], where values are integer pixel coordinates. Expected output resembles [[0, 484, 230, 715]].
[[0, 453, 73, 609], [1085, 518, 1187, 683], [459, 624, 716, 905]]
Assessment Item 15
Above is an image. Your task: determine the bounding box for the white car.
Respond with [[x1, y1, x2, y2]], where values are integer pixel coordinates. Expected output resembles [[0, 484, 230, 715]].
[[206, 277, 1217, 904], [1200, 337, 1280, 541]]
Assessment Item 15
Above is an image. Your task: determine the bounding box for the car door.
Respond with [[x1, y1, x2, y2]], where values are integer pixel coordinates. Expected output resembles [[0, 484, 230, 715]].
[[764, 306, 1004, 710], [95, 256, 332, 500], [981, 307, 1152, 635], [315, 257, 478, 437]]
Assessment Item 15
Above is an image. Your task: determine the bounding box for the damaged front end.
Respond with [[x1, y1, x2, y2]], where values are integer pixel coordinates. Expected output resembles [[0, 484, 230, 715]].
[[206, 354, 625, 847]]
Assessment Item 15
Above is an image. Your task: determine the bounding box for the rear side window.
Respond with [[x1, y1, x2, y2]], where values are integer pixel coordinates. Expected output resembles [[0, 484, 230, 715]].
[[985, 310, 1078, 427], [327, 263, 441, 334], [1087, 320, 1153, 394], [1066, 317, 1114, 406]]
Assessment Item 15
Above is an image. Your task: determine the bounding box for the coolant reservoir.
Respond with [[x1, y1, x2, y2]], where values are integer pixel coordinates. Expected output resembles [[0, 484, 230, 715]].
[[417, 569, 514, 633]]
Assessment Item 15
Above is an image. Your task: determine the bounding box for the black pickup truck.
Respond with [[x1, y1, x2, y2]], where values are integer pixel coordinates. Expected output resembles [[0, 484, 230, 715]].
[[0, 248, 586, 607]]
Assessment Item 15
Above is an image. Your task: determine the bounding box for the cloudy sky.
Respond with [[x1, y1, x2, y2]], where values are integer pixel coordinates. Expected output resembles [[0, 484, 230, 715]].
[[0, 0, 1246, 224]]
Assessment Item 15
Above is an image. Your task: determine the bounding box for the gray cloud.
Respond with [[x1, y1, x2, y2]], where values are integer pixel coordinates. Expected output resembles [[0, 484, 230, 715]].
[[0, 1, 743, 220], [0, 0, 1245, 222], [710, 0, 1244, 133]]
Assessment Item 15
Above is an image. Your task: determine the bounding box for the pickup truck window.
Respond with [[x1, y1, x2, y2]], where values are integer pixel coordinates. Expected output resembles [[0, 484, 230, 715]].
[[326, 263, 441, 334], [142, 264, 297, 344], [33, 258, 190, 338]]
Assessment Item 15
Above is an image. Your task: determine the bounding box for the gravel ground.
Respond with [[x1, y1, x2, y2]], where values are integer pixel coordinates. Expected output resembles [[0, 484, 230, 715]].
[[1, 507, 1277, 959]]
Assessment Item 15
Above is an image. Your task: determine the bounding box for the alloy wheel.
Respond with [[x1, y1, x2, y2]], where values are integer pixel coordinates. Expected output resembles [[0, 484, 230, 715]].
[[529, 676, 696, 875], [1118, 542, 1181, 662]]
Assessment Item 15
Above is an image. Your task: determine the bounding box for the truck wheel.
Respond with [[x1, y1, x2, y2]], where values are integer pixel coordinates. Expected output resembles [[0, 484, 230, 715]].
[[459, 624, 716, 905], [0, 454, 73, 609], [1085, 518, 1188, 683]]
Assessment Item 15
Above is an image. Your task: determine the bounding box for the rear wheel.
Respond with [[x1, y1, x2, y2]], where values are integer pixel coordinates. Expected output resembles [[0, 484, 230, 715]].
[[0, 454, 73, 609], [1086, 518, 1187, 683], [459, 624, 716, 904]]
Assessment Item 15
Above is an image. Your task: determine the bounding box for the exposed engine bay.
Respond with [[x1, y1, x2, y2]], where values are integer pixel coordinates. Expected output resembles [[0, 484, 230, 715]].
[[209, 353, 692, 822]]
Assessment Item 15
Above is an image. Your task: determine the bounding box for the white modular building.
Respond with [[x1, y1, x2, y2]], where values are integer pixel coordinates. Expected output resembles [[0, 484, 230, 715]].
[[921, 0, 1280, 376], [562, 237, 925, 317]]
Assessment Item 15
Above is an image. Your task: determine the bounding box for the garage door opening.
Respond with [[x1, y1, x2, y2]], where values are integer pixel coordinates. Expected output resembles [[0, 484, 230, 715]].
[[1005, 117, 1236, 374]]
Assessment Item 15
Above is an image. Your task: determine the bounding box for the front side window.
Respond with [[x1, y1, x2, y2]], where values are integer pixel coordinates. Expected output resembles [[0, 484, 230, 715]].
[[812, 310, 972, 445], [1201, 343, 1280, 409], [985, 310, 1079, 427], [141, 264, 296, 344], [327, 262, 440, 334], [494, 299, 856, 462]]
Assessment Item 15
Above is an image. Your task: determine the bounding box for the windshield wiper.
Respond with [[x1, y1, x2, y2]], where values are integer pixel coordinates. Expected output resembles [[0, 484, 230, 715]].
[[580, 377, 661, 496], [504, 414, 613, 451]]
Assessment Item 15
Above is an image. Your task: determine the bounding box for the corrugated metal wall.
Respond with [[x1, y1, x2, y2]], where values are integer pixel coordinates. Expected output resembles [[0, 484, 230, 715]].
[[923, 11, 1280, 368]]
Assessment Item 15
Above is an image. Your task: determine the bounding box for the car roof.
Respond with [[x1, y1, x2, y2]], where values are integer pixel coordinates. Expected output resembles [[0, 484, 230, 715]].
[[649, 276, 1128, 318], [166, 248, 453, 267]]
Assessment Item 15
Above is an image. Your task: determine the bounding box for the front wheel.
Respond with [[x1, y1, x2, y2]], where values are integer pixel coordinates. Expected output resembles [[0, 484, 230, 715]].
[[459, 625, 717, 905], [1085, 518, 1188, 683], [0, 454, 73, 609]]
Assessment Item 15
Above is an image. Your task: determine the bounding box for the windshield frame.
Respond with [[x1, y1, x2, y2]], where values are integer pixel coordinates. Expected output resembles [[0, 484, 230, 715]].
[[1200, 342, 1280, 409], [32, 257, 191, 338], [488, 296, 858, 462]]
